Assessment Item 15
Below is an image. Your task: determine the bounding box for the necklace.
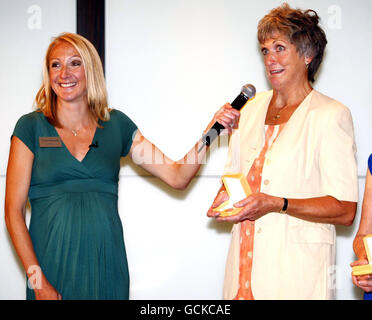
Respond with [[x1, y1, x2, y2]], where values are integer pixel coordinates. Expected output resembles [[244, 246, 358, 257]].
[[272, 105, 289, 120], [71, 127, 82, 136]]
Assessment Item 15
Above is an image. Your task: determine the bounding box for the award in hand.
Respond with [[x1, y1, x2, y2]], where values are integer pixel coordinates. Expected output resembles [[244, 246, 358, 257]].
[[213, 173, 252, 217]]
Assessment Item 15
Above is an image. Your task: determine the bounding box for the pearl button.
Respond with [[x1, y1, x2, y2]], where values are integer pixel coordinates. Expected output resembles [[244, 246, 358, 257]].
[[264, 179, 269, 185]]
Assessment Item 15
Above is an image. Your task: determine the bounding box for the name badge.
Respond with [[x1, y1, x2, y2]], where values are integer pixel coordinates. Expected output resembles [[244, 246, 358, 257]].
[[39, 137, 62, 148]]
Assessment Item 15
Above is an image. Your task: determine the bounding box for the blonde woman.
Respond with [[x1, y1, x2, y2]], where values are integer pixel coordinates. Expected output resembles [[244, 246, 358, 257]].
[[5, 33, 239, 300]]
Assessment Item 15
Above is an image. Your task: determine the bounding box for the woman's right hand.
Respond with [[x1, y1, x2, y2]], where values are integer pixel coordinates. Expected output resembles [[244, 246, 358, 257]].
[[351, 234, 372, 293], [34, 280, 62, 300], [207, 189, 230, 218], [351, 259, 372, 293]]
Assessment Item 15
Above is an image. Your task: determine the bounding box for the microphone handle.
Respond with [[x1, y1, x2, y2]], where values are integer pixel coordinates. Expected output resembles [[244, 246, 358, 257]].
[[201, 93, 249, 148], [231, 93, 249, 110]]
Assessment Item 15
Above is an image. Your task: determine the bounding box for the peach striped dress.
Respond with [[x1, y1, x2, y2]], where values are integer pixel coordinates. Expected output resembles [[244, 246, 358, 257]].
[[234, 123, 286, 300]]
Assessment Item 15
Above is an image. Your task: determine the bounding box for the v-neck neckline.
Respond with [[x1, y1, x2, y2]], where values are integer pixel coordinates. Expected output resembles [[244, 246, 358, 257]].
[[263, 89, 314, 126], [258, 89, 314, 154], [42, 113, 100, 164]]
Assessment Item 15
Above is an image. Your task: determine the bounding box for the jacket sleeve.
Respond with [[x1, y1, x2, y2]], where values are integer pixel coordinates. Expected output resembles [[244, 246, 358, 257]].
[[319, 104, 358, 202]]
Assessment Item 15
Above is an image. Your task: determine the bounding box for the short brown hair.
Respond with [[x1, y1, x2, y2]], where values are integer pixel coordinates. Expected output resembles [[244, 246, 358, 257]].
[[35, 32, 109, 126], [257, 3, 327, 82]]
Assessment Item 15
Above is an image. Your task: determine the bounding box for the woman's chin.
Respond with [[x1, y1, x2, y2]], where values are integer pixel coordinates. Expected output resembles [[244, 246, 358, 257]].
[[269, 80, 285, 90]]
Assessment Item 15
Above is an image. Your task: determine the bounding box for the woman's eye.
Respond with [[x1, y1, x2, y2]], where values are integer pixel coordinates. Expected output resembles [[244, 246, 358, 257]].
[[261, 48, 268, 55], [50, 62, 60, 68], [276, 45, 285, 52], [71, 60, 82, 66]]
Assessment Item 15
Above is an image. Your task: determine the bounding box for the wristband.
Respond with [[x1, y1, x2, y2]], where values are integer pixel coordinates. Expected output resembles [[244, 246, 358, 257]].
[[279, 198, 288, 214]]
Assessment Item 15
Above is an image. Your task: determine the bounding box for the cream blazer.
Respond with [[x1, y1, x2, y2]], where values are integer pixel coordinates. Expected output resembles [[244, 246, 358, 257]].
[[222, 90, 358, 300]]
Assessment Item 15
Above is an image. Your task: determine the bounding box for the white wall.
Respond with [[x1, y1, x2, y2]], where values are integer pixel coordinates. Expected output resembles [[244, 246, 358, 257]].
[[0, 0, 371, 300]]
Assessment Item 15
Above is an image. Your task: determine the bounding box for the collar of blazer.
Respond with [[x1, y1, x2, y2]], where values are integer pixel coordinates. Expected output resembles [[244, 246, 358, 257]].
[[237, 89, 316, 166]]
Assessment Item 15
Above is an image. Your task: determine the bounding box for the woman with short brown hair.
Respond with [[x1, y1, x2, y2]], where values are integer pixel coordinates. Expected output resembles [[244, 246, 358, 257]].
[[208, 4, 357, 300]]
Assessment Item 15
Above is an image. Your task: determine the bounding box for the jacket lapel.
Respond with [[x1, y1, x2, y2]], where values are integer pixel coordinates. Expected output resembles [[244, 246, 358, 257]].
[[239, 91, 272, 174]]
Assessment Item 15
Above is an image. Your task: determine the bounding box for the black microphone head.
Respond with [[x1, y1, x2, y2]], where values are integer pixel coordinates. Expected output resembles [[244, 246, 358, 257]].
[[241, 84, 256, 99]]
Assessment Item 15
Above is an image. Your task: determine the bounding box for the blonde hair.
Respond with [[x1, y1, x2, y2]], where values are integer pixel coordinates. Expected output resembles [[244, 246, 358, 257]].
[[35, 32, 110, 126]]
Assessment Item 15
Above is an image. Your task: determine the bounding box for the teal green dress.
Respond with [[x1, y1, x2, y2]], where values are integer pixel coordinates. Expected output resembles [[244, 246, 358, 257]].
[[12, 109, 137, 300]]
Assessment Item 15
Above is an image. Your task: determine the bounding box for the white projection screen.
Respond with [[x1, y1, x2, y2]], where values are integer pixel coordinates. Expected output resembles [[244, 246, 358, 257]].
[[0, 0, 371, 300]]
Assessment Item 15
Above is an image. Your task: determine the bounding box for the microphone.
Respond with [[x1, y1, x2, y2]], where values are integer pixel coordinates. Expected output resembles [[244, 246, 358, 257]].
[[198, 84, 256, 152], [89, 141, 99, 149]]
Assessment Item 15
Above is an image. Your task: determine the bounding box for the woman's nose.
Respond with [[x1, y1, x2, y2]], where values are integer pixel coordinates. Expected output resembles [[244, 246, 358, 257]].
[[265, 52, 277, 64], [60, 65, 69, 78]]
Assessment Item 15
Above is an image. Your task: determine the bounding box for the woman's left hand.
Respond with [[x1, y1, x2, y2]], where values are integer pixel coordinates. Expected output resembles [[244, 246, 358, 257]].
[[214, 193, 281, 223]]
